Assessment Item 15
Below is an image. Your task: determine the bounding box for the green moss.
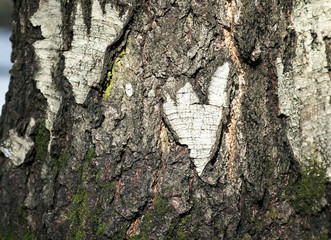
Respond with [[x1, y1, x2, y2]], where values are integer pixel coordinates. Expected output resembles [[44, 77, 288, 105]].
[[0, 231, 14, 240], [142, 195, 170, 225], [317, 232, 329, 240], [0, 231, 33, 240], [86, 146, 96, 161], [130, 231, 148, 240], [68, 184, 113, 239], [35, 119, 50, 161], [96, 222, 107, 236], [16, 207, 27, 222], [99, 181, 117, 203], [167, 228, 190, 240], [249, 217, 264, 235], [68, 189, 90, 240], [255, 220, 264, 234], [264, 156, 274, 178], [164, 208, 198, 240], [131, 195, 171, 239], [113, 222, 130, 239], [68, 145, 123, 239], [269, 207, 279, 220], [303, 231, 329, 240], [22, 231, 34, 240], [1, 208, 34, 240], [68, 157, 101, 238], [75, 145, 97, 183], [54, 150, 69, 169], [68, 145, 117, 239], [288, 159, 327, 215], [103, 48, 127, 99]]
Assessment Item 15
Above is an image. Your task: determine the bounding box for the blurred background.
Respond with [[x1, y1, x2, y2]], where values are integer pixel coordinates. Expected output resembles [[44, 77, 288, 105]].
[[0, 0, 13, 112]]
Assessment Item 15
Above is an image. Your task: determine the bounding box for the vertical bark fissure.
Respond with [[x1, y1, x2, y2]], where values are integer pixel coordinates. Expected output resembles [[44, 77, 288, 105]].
[[100, 4, 136, 95], [223, 0, 246, 180]]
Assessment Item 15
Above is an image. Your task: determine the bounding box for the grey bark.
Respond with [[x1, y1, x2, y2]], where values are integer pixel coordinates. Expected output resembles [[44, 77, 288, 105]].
[[0, 0, 330, 239]]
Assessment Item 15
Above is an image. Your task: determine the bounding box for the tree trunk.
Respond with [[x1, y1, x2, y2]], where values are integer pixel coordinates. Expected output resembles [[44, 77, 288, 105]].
[[0, 0, 330, 239]]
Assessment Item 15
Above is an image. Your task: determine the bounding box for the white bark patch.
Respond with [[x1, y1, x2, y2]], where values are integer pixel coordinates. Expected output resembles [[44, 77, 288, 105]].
[[30, 0, 63, 131], [125, 83, 133, 97], [63, 1, 127, 104], [0, 118, 35, 166], [278, 0, 331, 177], [163, 62, 230, 175]]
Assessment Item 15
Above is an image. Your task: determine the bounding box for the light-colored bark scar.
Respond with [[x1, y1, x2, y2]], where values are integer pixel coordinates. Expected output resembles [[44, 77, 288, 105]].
[[0, 119, 35, 166], [277, 0, 331, 177], [30, 0, 63, 131], [163, 62, 230, 175], [63, 1, 128, 104]]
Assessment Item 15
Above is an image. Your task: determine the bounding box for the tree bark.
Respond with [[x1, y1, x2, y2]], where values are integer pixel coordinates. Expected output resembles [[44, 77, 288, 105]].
[[0, 0, 330, 239]]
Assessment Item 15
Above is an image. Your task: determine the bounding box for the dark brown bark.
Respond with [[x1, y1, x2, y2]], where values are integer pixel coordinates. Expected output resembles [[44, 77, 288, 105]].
[[0, 0, 330, 239]]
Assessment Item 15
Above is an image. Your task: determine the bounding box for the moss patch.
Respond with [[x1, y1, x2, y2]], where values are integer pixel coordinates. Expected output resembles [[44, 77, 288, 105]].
[[68, 146, 97, 239], [288, 159, 327, 215], [0, 231, 14, 240], [131, 195, 172, 239], [67, 181, 118, 240], [0, 208, 35, 240], [96, 222, 107, 236], [269, 207, 279, 220], [68, 189, 90, 240], [164, 213, 194, 240], [34, 118, 50, 161], [86, 145, 96, 161], [22, 232, 34, 240], [74, 145, 97, 183], [0, 229, 34, 240], [264, 155, 274, 178], [67, 188, 103, 240], [54, 150, 69, 170], [67, 145, 121, 239]]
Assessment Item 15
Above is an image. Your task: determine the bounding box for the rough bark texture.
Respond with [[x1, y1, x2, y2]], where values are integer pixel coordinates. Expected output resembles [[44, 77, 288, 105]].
[[0, 0, 330, 239]]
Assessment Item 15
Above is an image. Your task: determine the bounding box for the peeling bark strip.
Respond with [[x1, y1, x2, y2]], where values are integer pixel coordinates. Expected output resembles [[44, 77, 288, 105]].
[[163, 62, 230, 175], [277, 0, 331, 177], [0, 119, 35, 166], [31, 0, 129, 131], [30, 0, 63, 131], [64, 1, 128, 104]]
